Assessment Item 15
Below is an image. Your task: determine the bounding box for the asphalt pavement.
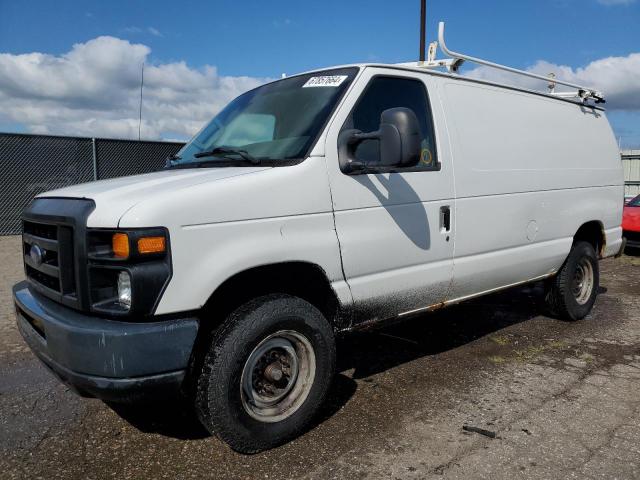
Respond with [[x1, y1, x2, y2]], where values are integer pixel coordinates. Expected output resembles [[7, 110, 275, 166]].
[[1, 235, 639, 479]]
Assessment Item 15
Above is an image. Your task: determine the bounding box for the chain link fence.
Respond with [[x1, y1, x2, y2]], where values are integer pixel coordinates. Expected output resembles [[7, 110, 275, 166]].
[[0, 133, 184, 235]]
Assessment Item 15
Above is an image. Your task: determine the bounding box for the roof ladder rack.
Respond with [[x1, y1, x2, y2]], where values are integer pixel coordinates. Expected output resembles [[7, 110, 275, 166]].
[[417, 22, 605, 104]]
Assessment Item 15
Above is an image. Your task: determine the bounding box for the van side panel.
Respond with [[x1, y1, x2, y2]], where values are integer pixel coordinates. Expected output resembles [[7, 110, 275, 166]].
[[440, 79, 624, 299]]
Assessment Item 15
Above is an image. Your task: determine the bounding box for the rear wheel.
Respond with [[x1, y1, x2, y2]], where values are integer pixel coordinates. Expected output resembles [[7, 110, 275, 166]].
[[195, 294, 335, 453], [546, 241, 599, 320]]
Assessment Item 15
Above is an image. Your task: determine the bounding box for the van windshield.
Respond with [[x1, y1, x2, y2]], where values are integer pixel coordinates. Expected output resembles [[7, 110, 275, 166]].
[[171, 67, 358, 167]]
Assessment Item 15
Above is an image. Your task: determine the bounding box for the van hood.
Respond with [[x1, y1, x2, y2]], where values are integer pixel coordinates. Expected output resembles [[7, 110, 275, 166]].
[[38, 167, 271, 227]]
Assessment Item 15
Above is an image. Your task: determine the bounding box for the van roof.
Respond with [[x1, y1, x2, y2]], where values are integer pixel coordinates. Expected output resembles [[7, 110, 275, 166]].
[[295, 22, 605, 109], [296, 62, 605, 111]]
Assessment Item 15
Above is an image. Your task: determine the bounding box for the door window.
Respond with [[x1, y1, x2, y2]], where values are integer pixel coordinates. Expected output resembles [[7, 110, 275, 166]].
[[343, 76, 438, 171]]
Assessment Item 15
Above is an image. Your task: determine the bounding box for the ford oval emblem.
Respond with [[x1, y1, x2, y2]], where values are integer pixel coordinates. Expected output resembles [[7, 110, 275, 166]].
[[30, 244, 44, 266]]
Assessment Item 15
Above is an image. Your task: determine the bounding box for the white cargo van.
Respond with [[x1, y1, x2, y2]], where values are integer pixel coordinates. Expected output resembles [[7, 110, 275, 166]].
[[14, 26, 624, 453]]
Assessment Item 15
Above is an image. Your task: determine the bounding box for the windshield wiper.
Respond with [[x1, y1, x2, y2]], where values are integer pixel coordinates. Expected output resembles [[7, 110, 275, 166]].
[[164, 152, 182, 168], [194, 146, 260, 165]]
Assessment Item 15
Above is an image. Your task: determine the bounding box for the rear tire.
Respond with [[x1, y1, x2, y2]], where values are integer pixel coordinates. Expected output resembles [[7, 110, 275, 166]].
[[546, 241, 599, 321], [195, 294, 335, 453]]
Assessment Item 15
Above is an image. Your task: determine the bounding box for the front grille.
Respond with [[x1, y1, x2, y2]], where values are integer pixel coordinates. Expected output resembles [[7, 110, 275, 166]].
[[21, 198, 94, 311], [23, 220, 75, 296], [23, 221, 57, 240], [25, 264, 60, 291], [624, 230, 640, 242]]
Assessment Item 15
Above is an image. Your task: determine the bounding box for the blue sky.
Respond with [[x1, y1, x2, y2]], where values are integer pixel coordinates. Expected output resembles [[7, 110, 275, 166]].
[[1, 0, 639, 146]]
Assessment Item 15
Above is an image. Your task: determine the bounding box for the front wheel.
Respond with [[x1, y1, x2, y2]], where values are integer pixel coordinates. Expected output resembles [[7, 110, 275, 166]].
[[546, 241, 599, 321], [195, 294, 336, 453]]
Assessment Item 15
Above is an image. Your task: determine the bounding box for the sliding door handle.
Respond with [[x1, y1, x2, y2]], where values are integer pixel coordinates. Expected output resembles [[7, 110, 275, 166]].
[[440, 205, 451, 233]]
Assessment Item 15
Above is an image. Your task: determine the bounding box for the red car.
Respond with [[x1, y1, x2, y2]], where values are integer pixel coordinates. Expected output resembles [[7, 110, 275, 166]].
[[623, 194, 640, 248]]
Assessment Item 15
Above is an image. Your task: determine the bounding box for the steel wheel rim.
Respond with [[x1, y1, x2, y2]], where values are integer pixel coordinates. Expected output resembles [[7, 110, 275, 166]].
[[240, 330, 316, 423], [572, 258, 594, 305]]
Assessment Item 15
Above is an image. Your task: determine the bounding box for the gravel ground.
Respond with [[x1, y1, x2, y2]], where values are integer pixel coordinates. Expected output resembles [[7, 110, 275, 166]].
[[1, 234, 639, 479]]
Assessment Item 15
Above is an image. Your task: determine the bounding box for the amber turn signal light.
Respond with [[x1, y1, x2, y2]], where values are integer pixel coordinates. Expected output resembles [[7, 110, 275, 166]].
[[112, 233, 130, 258], [137, 236, 166, 255]]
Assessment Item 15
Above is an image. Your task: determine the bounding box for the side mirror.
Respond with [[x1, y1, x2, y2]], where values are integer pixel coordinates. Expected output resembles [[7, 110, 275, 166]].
[[339, 107, 421, 174]]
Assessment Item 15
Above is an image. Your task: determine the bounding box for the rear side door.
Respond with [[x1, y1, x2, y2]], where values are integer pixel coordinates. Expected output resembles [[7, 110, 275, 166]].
[[323, 68, 455, 324]]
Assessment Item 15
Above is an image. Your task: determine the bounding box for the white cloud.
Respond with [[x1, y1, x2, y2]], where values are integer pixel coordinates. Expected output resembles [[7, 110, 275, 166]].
[[123, 26, 143, 34], [597, 0, 636, 5], [272, 18, 292, 28], [463, 53, 640, 110], [123, 26, 163, 37], [0, 36, 271, 140]]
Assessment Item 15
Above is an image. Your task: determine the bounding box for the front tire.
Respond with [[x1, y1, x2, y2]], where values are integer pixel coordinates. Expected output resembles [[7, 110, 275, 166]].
[[546, 241, 599, 321], [195, 294, 336, 453]]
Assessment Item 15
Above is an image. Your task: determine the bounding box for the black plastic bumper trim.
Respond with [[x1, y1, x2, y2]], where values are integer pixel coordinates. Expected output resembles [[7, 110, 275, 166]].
[[13, 281, 199, 392], [28, 342, 186, 403]]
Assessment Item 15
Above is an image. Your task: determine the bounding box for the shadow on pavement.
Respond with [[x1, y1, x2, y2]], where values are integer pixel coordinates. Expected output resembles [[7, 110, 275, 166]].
[[108, 398, 209, 440], [108, 281, 553, 441], [107, 372, 358, 442], [624, 246, 640, 256], [337, 281, 548, 379]]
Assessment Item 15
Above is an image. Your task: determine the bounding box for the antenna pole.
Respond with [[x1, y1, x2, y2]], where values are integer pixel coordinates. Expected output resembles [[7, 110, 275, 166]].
[[419, 0, 426, 62], [138, 62, 144, 141]]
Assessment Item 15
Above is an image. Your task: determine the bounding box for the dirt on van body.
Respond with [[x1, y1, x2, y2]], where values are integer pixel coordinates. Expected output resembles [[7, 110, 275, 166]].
[[1, 234, 639, 479]]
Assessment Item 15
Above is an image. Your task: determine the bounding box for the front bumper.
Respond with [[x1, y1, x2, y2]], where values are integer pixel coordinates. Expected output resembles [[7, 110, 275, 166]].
[[13, 281, 199, 402]]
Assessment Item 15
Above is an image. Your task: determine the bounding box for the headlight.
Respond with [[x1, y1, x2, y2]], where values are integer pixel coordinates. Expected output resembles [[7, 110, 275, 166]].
[[88, 229, 167, 260], [117, 271, 132, 309], [87, 227, 171, 317]]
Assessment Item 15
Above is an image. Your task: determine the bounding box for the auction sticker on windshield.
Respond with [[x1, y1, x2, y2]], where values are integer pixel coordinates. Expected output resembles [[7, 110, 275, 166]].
[[302, 75, 348, 88]]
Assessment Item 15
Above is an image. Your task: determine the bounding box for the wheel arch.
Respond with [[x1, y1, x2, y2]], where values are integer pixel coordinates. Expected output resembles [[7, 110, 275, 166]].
[[573, 220, 606, 258], [184, 261, 349, 397], [200, 261, 349, 333]]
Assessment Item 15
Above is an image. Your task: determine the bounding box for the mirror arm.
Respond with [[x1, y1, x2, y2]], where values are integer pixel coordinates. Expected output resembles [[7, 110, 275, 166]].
[[339, 128, 380, 175], [352, 131, 381, 142], [344, 159, 367, 174]]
